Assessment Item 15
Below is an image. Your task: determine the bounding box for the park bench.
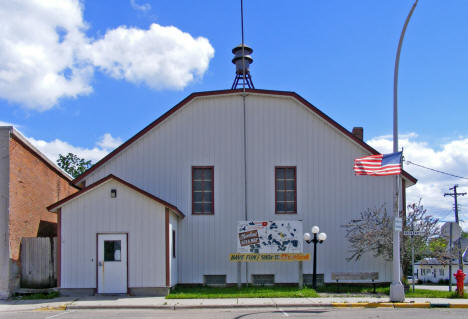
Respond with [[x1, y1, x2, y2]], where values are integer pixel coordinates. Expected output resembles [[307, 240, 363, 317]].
[[331, 272, 379, 293]]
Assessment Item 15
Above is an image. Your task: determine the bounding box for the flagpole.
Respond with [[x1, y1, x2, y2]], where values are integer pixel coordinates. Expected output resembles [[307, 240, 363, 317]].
[[390, 0, 418, 302]]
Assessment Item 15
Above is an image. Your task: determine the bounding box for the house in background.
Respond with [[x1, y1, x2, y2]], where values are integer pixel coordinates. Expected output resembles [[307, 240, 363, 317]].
[[415, 238, 468, 284], [48, 87, 417, 296], [0, 126, 78, 298]]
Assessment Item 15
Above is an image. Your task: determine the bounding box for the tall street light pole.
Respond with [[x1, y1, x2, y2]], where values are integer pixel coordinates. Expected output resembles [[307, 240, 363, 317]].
[[390, 0, 418, 302], [304, 226, 327, 289]]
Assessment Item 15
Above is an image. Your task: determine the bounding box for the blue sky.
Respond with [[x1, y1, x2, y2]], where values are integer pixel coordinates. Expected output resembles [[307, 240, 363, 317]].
[[1, 0, 467, 226]]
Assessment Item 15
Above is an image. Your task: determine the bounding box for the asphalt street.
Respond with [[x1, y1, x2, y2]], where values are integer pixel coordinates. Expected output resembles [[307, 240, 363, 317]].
[[1, 308, 467, 319]]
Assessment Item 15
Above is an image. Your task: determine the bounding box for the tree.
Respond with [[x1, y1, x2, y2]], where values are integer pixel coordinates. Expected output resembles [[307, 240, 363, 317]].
[[342, 200, 440, 273], [342, 205, 393, 262], [401, 200, 440, 275], [57, 153, 92, 178]]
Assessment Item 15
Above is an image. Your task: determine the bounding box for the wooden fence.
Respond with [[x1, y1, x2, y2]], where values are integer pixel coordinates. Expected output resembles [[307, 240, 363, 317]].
[[20, 237, 57, 288]]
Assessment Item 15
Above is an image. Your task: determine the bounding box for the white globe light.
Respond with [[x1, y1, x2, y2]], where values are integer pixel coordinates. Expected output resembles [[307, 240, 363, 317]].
[[318, 232, 327, 241], [311, 226, 320, 234], [303, 233, 311, 241]]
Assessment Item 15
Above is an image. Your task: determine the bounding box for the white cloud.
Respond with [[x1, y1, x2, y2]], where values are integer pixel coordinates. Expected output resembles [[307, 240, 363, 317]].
[[130, 0, 151, 12], [27, 133, 121, 164], [0, 0, 92, 110], [367, 134, 468, 229], [0, 0, 214, 110], [86, 24, 214, 90], [96, 133, 122, 150]]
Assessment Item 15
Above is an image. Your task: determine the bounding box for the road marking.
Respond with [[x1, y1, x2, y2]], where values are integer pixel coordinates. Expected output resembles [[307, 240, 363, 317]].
[[278, 308, 289, 317], [45, 310, 75, 318]]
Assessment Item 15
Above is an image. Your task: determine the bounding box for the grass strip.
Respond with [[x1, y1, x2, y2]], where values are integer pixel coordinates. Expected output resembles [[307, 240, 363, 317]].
[[167, 285, 468, 299], [167, 286, 319, 299], [14, 291, 60, 300], [315, 285, 389, 295], [406, 289, 468, 299]]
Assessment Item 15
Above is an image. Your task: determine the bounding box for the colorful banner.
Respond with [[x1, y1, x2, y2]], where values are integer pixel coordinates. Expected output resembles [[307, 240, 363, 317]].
[[229, 253, 310, 262], [237, 221, 303, 253]]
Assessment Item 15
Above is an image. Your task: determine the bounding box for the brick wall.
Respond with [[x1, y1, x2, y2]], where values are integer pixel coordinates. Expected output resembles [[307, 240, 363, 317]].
[[9, 137, 77, 261]]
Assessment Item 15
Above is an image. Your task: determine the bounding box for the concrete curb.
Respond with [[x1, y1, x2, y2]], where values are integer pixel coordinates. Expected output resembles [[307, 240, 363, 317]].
[[67, 304, 332, 310], [65, 301, 468, 310], [448, 304, 468, 308], [332, 302, 430, 308]]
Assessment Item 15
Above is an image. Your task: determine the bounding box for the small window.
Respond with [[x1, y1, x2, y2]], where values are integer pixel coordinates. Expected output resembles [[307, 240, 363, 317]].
[[303, 274, 324, 287], [203, 275, 227, 286], [192, 167, 214, 214], [104, 240, 121, 262], [275, 167, 297, 214], [252, 274, 275, 286], [172, 230, 176, 258]]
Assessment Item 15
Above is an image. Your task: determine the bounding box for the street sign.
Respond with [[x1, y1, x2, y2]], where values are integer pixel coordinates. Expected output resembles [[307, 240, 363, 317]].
[[403, 231, 424, 236], [441, 222, 462, 241], [394, 217, 402, 232]]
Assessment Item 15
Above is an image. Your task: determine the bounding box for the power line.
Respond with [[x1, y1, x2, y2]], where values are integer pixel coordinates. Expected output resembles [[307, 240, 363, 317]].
[[404, 160, 468, 180]]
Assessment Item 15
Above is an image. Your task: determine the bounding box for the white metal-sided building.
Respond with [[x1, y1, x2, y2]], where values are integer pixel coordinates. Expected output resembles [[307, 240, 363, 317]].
[[48, 88, 417, 295]]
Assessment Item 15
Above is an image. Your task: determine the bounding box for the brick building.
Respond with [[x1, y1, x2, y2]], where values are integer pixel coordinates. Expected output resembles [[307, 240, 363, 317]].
[[0, 126, 78, 298]]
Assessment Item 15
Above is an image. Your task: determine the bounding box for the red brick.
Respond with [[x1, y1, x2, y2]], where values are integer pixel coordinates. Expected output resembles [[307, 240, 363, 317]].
[[9, 137, 77, 261]]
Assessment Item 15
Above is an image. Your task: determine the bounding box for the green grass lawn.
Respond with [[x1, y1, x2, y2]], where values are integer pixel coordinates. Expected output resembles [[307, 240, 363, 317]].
[[167, 285, 468, 299], [405, 289, 468, 299], [14, 291, 60, 300], [166, 286, 319, 299], [315, 284, 389, 295]]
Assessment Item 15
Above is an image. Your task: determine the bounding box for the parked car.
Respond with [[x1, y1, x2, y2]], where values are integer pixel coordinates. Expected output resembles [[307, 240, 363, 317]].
[[407, 276, 420, 284]]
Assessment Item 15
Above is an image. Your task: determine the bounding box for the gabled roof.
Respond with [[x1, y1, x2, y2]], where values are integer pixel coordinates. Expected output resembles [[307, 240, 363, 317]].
[[72, 89, 417, 185], [1, 126, 77, 186], [48, 174, 185, 218]]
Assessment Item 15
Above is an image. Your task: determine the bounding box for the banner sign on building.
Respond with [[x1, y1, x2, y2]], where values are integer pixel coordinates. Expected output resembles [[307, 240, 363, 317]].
[[237, 220, 303, 253], [229, 253, 310, 262]]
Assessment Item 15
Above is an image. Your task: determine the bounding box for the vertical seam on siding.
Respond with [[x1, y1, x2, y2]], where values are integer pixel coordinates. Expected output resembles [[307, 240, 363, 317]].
[[165, 208, 170, 287]]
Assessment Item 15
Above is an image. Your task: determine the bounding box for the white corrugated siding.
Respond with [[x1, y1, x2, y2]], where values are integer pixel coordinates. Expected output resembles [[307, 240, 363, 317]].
[[169, 213, 178, 286], [60, 180, 166, 288], [83, 93, 396, 283]]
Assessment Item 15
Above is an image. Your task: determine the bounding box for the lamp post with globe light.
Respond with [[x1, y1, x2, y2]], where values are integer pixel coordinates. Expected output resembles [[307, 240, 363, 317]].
[[304, 226, 327, 289]]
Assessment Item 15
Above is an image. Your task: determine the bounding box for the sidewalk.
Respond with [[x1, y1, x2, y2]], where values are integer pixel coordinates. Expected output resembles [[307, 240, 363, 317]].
[[2, 295, 468, 311]]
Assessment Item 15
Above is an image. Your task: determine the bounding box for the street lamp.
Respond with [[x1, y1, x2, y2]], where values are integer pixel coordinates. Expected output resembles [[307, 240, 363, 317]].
[[304, 225, 327, 289]]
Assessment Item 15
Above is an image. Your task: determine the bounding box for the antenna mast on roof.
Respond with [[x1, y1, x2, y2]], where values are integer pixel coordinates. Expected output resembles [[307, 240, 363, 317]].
[[231, 0, 254, 90]]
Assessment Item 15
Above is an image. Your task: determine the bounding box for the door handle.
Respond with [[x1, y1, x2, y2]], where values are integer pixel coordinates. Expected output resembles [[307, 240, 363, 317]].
[[98, 261, 103, 267]]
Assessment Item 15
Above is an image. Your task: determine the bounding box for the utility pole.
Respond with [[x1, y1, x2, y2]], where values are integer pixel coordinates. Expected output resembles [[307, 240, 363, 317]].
[[444, 185, 466, 271]]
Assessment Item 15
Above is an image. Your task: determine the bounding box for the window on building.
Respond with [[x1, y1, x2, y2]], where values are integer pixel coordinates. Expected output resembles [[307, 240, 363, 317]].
[[192, 166, 214, 214], [172, 230, 176, 258], [104, 240, 121, 262], [439, 269, 444, 276], [275, 167, 297, 214]]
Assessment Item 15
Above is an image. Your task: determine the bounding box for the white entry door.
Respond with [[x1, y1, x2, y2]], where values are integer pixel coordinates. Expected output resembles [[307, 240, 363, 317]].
[[97, 234, 127, 294]]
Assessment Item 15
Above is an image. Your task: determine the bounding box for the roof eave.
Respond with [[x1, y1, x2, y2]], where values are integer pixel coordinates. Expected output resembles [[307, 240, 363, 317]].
[[72, 89, 418, 185], [48, 174, 185, 218]]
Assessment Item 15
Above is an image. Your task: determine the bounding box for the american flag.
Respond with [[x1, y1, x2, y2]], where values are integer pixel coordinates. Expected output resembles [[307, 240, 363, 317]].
[[353, 152, 402, 176]]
